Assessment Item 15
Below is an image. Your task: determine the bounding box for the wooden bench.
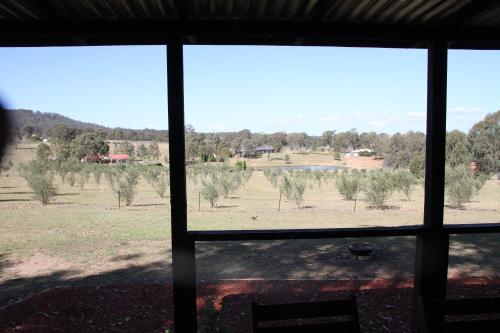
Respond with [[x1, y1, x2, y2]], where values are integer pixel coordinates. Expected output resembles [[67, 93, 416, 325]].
[[418, 296, 500, 333], [251, 296, 360, 333]]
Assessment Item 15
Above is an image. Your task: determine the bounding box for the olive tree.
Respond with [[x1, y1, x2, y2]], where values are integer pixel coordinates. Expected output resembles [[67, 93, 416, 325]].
[[363, 169, 395, 209], [107, 165, 140, 207], [19, 159, 56, 205], [393, 169, 419, 201], [445, 165, 484, 208], [336, 169, 362, 201]]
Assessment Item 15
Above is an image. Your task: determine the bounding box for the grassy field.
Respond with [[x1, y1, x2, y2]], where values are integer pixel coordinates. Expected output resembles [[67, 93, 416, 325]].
[[0, 142, 499, 304]]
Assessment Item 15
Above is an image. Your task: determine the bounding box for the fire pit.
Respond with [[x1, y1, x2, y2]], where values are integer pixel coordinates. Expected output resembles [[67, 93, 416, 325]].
[[348, 243, 375, 261]]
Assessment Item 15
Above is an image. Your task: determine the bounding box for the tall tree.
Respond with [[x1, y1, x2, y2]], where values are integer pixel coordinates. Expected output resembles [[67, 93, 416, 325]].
[[71, 132, 109, 160], [468, 111, 500, 174], [446, 130, 471, 167]]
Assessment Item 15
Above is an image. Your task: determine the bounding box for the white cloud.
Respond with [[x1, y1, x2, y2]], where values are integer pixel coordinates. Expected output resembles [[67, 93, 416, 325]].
[[367, 113, 401, 129], [448, 106, 486, 115], [207, 124, 242, 132], [320, 115, 341, 125], [265, 114, 304, 126], [368, 119, 391, 128], [407, 112, 426, 121]]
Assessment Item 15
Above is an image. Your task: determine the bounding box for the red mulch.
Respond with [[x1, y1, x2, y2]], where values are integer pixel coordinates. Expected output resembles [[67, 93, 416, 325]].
[[1, 278, 500, 333]]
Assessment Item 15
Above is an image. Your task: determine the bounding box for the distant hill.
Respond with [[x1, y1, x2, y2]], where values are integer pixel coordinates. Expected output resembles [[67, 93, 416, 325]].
[[10, 109, 105, 133], [8, 109, 168, 142]]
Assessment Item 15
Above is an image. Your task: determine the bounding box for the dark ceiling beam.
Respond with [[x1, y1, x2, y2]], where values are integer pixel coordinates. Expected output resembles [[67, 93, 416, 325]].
[[27, 0, 61, 20], [446, 0, 500, 26], [172, 0, 187, 20], [0, 19, 499, 49]]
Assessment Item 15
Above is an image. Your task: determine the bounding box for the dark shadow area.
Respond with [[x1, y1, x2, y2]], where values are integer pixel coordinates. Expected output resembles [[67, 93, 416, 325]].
[[196, 237, 417, 281], [0, 198, 33, 202], [0, 235, 498, 332], [216, 205, 238, 209], [0, 191, 33, 195], [132, 203, 167, 207], [110, 254, 143, 262], [448, 233, 500, 280]]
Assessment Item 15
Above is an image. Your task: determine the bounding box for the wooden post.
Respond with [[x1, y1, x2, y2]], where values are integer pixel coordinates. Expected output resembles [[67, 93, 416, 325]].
[[167, 39, 197, 333], [413, 40, 449, 332]]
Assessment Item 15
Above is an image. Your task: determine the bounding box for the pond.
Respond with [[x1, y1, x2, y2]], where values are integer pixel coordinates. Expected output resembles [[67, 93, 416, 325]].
[[270, 165, 342, 171]]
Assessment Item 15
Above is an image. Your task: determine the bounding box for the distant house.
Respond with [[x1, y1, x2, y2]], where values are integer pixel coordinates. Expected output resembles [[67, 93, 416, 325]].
[[237, 145, 274, 158], [254, 145, 275, 155], [346, 148, 374, 157], [109, 154, 130, 163]]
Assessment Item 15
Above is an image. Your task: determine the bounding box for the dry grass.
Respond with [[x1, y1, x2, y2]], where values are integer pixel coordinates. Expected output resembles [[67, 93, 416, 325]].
[[0, 142, 499, 299]]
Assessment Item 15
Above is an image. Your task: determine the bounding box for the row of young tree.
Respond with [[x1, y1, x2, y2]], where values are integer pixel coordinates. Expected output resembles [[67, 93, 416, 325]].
[[19, 146, 170, 207], [263, 166, 488, 210], [19, 144, 256, 208], [187, 162, 253, 209]]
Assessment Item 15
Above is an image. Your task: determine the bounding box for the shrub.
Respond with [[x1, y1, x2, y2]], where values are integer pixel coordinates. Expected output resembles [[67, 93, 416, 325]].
[[19, 160, 56, 205], [144, 166, 170, 198], [409, 154, 425, 178], [66, 172, 76, 186], [108, 165, 140, 207], [364, 169, 395, 208], [235, 160, 247, 170], [36, 143, 52, 161], [289, 177, 306, 208], [473, 173, 488, 192], [93, 165, 104, 184], [284, 154, 291, 164], [445, 165, 477, 208], [336, 170, 362, 201], [358, 150, 375, 157], [198, 299, 228, 333], [393, 170, 419, 200], [201, 178, 220, 208], [77, 167, 91, 190]]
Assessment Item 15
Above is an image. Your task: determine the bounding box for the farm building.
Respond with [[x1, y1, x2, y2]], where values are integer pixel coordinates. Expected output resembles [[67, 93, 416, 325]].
[[346, 148, 374, 157], [254, 145, 275, 155], [109, 154, 130, 163], [1, 1, 500, 332]]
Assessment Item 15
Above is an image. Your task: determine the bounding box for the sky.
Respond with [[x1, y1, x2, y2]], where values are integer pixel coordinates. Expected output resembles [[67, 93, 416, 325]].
[[0, 45, 498, 135]]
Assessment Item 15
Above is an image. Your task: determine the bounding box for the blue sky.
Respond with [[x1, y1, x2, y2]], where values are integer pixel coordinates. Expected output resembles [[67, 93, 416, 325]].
[[0, 45, 498, 135]]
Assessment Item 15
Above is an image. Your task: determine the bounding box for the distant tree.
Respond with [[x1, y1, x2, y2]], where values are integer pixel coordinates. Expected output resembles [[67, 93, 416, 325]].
[[137, 143, 148, 159], [21, 125, 35, 138], [51, 125, 81, 160], [36, 143, 52, 161], [409, 153, 425, 178], [71, 132, 109, 160], [148, 142, 160, 161], [321, 130, 335, 147], [122, 141, 135, 157], [446, 130, 471, 167], [284, 154, 291, 164], [468, 111, 499, 174]]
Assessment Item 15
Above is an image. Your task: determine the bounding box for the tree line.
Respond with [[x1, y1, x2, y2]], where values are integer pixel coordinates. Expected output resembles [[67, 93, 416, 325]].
[[185, 111, 499, 175]]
